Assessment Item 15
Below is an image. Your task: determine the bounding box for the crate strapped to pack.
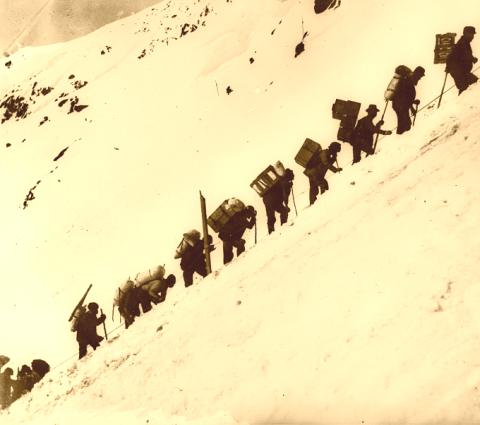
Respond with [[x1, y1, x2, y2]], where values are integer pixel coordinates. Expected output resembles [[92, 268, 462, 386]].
[[207, 198, 246, 233], [250, 161, 286, 197], [332, 100, 361, 143], [294, 138, 322, 168]]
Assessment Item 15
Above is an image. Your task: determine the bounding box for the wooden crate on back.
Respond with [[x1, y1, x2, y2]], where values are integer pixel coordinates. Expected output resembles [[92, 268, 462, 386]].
[[294, 138, 322, 168], [250, 165, 282, 197], [207, 198, 245, 233]]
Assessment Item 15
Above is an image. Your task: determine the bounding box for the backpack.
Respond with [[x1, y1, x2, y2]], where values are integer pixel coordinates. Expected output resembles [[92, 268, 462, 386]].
[[70, 305, 86, 332], [31, 359, 50, 379], [134, 265, 165, 287], [384, 65, 412, 101], [175, 230, 201, 259], [113, 280, 135, 306]]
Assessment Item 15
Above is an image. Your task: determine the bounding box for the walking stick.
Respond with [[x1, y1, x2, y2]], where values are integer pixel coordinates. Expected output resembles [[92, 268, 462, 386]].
[[373, 100, 389, 153], [101, 309, 108, 341], [254, 220, 257, 244], [291, 188, 298, 217], [412, 102, 419, 126], [438, 71, 448, 109]]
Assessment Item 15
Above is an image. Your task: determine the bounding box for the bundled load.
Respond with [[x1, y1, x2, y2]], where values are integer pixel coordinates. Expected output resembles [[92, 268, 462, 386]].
[[113, 279, 135, 306], [31, 359, 50, 379], [295, 138, 322, 168], [0, 355, 10, 368], [208, 198, 246, 233], [384, 65, 412, 101], [134, 265, 165, 287], [175, 229, 201, 259], [70, 305, 86, 332], [250, 160, 286, 197]]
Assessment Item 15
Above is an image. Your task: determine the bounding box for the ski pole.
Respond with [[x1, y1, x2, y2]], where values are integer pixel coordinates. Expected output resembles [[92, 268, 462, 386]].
[[254, 220, 257, 244]]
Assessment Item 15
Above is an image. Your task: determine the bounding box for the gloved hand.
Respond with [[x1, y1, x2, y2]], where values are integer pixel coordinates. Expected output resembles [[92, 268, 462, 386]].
[[413, 99, 420, 105], [473, 57, 478, 64], [337, 167, 343, 172], [385, 130, 393, 135], [377, 120, 385, 126], [100, 313, 106, 322]]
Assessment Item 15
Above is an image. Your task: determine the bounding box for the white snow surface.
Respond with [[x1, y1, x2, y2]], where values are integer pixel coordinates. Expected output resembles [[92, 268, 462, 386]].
[[1, 0, 480, 423]]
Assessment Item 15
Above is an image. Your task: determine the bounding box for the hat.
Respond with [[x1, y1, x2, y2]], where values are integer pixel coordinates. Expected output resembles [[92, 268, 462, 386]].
[[413, 66, 425, 76], [464, 26, 476, 35], [166, 274, 176, 287], [329, 142, 342, 152], [88, 302, 99, 311], [366, 104, 379, 113]]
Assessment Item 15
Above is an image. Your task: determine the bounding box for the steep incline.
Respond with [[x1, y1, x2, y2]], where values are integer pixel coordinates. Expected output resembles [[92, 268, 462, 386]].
[[3, 84, 480, 424]]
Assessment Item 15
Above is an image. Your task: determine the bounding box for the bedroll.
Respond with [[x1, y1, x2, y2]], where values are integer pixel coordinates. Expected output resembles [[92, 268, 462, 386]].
[[175, 230, 201, 258], [113, 280, 135, 306]]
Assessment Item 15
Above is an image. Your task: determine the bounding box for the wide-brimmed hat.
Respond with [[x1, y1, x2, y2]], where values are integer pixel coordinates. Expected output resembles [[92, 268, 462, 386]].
[[464, 26, 476, 35], [366, 104, 379, 113]]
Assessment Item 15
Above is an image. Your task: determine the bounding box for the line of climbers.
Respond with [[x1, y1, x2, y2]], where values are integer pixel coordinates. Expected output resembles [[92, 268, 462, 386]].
[[4, 26, 477, 411], [0, 355, 50, 410], [68, 25, 479, 363]]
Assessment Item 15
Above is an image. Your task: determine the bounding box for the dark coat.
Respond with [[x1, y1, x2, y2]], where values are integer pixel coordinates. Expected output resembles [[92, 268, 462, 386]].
[[305, 149, 340, 180], [392, 77, 416, 111], [218, 209, 256, 243], [447, 36, 475, 75], [180, 239, 207, 271], [263, 175, 292, 209], [76, 311, 105, 344], [352, 116, 387, 150]]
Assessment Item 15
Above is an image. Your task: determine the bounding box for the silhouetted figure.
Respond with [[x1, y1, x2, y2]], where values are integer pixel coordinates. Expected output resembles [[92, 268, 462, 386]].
[[76, 302, 106, 359], [176, 230, 214, 287], [314, 0, 341, 14], [218, 206, 256, 264], [351, 104, 392, 163], [447, 26, 478, 94], [0, 367, 13, 409], [137, 274, 177, 312], [262, 169, 294, 234], [31, 359, 50, 381], [11, 365, 36, 402], [392, 66, 425, 134], [116, 281, 139, 329], [305, 142, 342, 205]]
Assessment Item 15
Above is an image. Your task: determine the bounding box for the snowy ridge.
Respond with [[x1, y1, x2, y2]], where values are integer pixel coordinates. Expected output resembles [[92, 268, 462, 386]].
[[1, 0, 480, 423]]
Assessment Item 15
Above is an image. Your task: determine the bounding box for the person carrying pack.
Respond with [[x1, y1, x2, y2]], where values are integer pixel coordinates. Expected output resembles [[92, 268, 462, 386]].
[[262, 168, 294, 234], [136, 274, 177, 311], [391, 65, 425, 134], [351, 104, 392, 163], [114, 280, 138, 329], [447, 26, 478, 94], [304, 142, 342, 205], [217, 201, 256, 264], [75, 302, 106, 359], [175, 230, 214, 287]]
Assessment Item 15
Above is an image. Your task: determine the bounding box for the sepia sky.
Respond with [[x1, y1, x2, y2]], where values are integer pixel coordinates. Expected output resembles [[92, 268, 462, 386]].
[[0, 0, 161, 53]]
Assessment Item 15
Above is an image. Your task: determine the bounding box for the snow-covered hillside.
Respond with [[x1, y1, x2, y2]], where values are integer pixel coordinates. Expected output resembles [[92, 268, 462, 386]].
[[1, 0, 480, 423]]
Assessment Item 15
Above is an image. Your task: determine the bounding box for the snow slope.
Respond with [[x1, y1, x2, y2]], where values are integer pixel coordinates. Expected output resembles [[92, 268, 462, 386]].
[[1, 0, 480, 422]]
